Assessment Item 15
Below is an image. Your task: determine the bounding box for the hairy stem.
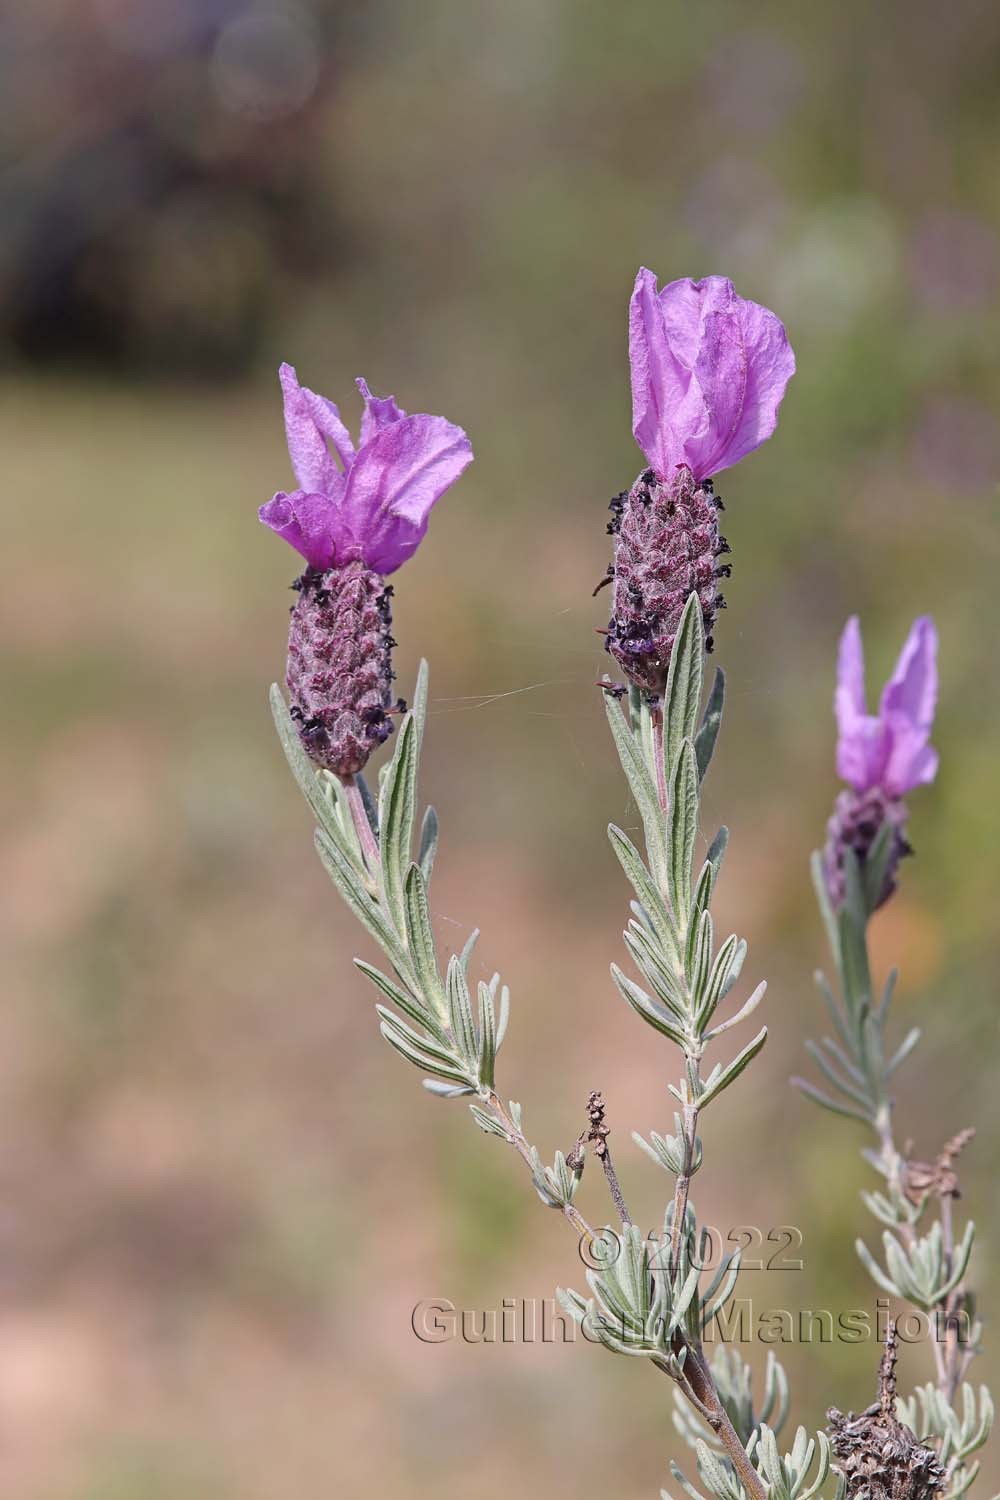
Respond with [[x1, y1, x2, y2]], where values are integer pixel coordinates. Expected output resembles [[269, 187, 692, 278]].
[[341, 774, 381, 871]]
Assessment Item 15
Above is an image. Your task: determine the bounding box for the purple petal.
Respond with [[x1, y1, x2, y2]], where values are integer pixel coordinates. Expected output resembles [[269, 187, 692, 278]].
[[881, 617, 939, 795], [628, 269, 795, 482], [629, 267, 690, 478], [836, 616, 867, 720], [340, 414, 473, 573], [279, 363, 354, 493], [834, 616, 888, 790], [259, 488, 348, 571], [356, 377, 406, 447]]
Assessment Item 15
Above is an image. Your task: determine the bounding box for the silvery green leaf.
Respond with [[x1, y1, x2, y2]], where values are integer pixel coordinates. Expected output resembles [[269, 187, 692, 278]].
[[791, 1074, 871, 1122], [378, 1019, 471, 1083], [496, 982, 511, 1047], [270, 685, 345, 848], [313, 829, 411, 979], [803, 1039, 874, 1112], [603, 692, 667, 882], [353, 958, 445, 1040], [695, 1440, 743, 1500], [814, 968, 853, 1051], [476, 979, 497, 1089], [687, 909, 714, 1016], [377, 713, 417, 928], [423, 1079, 475, 1097], [403, 863, 447, 1022], [837, 902, 872, 1014], [696, 1026, 768, 1108], [608, 824, 677, 955], [810, 848, 839, 969], [611, 964, 689, 1047], [633, 1123, 702, 1177], [469, 1104, 510, 1138], [694, 934, 746, 1030], [667, 739, 699, 934], [458, 927, 479, 973], [446, 954, 477, 1066], [418, 805, 439, 885], [861, 819, 895, 916], [876, 964, 899, 1022], [887, 1026, 922, 1076], [694, 666, 725, 782], [375, 1005, 465, 1072], [663, 593, 705, 780], [507, 1099, 523, 1131], [703, 981, 767, 1042], [624, 922, 687, 1015], [707, 825, 729, 882]]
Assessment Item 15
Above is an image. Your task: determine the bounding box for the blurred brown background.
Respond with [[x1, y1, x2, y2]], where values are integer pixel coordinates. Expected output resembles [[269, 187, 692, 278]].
[[2, 0, 999, 1495]]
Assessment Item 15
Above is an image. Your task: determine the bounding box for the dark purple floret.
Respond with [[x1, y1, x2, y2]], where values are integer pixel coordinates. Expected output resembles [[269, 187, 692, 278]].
[[604, 465, 728, 696], [822, 785, 912, 911], [286, 561, 397, 777]]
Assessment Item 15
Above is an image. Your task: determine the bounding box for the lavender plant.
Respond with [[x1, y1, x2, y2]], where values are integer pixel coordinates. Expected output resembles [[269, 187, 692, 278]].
[[796, 619, 993, 1500], [260, 272, 990, 1500]]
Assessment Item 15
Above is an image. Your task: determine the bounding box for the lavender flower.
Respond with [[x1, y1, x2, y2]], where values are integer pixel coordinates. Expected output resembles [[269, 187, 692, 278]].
[[823, 615, 939, 910], [261, 364, 472, 776], [604, 269, 795, 695]]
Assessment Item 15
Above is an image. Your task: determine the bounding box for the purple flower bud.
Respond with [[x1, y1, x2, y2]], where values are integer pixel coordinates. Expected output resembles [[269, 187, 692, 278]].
[[823, 615, 939, 909], [261, 365, 473, 775], [628, 268, 795, 483], [604, 466, 727, 695], [287, 562, 397, 778]]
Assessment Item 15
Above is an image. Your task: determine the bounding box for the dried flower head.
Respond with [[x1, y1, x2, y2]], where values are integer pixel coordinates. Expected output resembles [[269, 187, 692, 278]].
[[261, 365, 472, 775], [827, 1327, 945, 1500], [823, 616, 938, 908], [602, 270, 794, 694]]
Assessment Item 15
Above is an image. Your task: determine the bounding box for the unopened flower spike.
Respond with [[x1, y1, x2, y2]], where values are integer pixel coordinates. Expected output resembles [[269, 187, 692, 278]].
[[260, 364, 472, 776], [823, 614, 939, 910], [601, 268, 795, 695]]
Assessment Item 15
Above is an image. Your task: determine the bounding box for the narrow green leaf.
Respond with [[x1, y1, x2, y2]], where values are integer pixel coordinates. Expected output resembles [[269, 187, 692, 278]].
[[663, 593, 705, 780], [469, 1104, 510, 1138], [403, 863, 447, 1022], [603, 693, 667, 879], [886, 1026, 921, 1076], [838, 904, 872, 1014], [375, 1005, 463, 1069], [477, 980, 497, 1089], [861, 820, 894, 916], [667, 739, 699, 934], [314, 829, 410, 978], [418, 805, 439, 885], [611, 964, 689, 1047], [810, 849, 840, 970], [791, 1076, 872, 1122], [697, 1025, 767, 1108], [378, 713, 417, 927], [354, 958, 445, 1041], [379, 1024, 471, 1083], [608, 824, 676, 953], [270, 684, 345, 847], [446, 954, 477, 1065], [694, 666, 725, 782]]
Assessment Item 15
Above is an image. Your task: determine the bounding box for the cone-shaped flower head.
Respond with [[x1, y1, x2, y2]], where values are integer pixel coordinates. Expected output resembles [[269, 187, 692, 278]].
[[261, 366, 472, 776], [603, 269, 794, 695], [823, 616, 939, 910]]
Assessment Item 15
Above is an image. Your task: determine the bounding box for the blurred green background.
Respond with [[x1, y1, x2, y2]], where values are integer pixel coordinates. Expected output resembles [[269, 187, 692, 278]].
[[3, 0, 999, 1495]]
